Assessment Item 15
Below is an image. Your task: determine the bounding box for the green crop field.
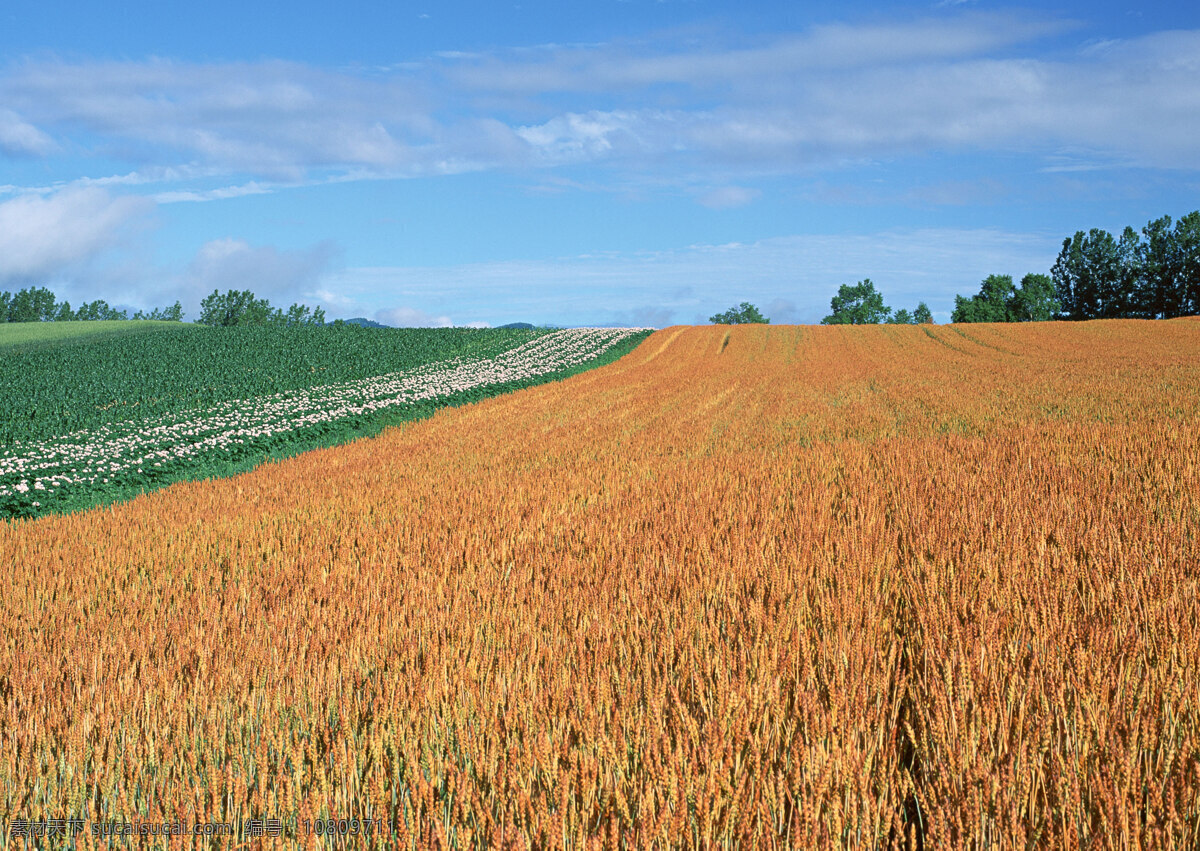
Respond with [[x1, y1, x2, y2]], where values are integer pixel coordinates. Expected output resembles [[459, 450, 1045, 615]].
[[0, 318, 187, 350], [1, 323, 558, 441], [0, 324, 652, 519]]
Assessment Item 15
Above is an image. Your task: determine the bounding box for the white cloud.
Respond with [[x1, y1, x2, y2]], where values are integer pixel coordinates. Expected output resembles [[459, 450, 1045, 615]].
[[0, 188, 152, 284], [3, 17, 1198, 187], [0, 14, 1195, 224], [467, 21, 1200, 173], [0, 109, 56, 156], [696, 186, 760, 208], [321, 228, 1061, 327], [448, 14, 1066, 92], [763, 298, 804, 325], [374, 306, 454, 327], [154, 181, 274, 203], [182, 238, 339, 305], [602, 305, 677, 328], [516, 110, 649, 164], [0, 59, 450, 180]]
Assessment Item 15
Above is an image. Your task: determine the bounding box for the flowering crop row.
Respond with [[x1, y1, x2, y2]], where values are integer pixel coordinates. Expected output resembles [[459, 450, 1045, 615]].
[[1, 319, 1197, 848], [0, 322, 563, 443], [0, 326, 648, 517]]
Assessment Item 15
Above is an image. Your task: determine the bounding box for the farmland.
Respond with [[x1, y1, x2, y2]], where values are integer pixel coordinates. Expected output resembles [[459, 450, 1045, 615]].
[[0, 319, 189, 351], [1, 320, 1199, 848], [0, 325, 651, 518]]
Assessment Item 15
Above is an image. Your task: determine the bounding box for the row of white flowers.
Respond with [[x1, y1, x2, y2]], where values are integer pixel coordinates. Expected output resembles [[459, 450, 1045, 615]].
[[0, 328, 648, 502]]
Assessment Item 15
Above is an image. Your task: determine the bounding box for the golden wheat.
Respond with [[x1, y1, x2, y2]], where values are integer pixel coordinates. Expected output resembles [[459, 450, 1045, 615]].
[[1, 319, 1198, 848]]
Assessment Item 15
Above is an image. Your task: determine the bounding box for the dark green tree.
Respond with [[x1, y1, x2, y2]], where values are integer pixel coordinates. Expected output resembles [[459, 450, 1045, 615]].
[[1107, 227, 1141, 318], [196, 289, 275, 326], [886, 301, 934, 324], [75, 299, 128, 321], [134, 301, 185, 321], [1052, 229, 1123, 320], [1007, 274, 1059, 322], [276, 303, 327, 326], [5, 286, 59, 322], [1138, 215, 1181, 319], [1053, 232, 1086, 320], [821, 279, 891, 325], [709, 302, 770, 324], [1178, 211, 1200, 317], [952, 274, 1015, 323], [197, 290, 324, 326]]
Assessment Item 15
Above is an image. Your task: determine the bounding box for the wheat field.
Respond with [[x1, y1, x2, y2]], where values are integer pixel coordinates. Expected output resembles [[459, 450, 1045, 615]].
[[1, 320, 1198, 849]]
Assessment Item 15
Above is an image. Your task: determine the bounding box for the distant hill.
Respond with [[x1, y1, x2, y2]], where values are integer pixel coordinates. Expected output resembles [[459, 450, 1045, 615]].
[[342, 317, 389, 328], [498, 322, 535, 329]]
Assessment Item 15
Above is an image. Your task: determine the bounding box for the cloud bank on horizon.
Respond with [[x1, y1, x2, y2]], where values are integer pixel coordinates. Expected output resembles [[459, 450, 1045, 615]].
[[1, 1, 1197, 326]]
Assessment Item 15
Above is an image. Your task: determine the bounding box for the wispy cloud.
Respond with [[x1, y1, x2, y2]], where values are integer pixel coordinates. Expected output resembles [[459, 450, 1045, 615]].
[[3, 15, 1199, 191], [0, 58, 515, 180], [447, 14, 1067, 92], [154, 181, 274, 203]]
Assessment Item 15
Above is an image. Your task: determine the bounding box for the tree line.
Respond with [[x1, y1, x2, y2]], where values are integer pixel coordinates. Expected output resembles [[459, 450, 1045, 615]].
[[0, 287, 325, 327], [821, 281, 932, 325], [712, 209, 1199, 326], [195, 289, 325, 326], [953, 210, 1200, 322], [709, 291, 933, 326], [1050, 211, 1199, 320], [0, 286, 184, 323]]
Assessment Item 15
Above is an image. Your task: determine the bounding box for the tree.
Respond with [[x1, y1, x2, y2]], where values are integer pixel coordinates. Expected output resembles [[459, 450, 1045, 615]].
[[134, 301, 185, 321], [1007, 273, 1058, 322], [1052, 229, 1122, 320], [197, 289, 325, 326], [1177, 211, 1200, 317], [821, 279, 891, 325], [5, 286, 59, 322], [197, 289, 275, 326], [886, 300, 934, 325], [952, 274, 1015, 323], [75, 299, 128, 321], [709, 302, 769, 324], [0, 288, 138, 322], [1107, 227, 1141, 319], [1138, 215, 1181, 319], [277, 303, 326, 326]]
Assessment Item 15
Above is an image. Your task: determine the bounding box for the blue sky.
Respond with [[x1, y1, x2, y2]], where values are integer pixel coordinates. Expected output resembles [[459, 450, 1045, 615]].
[[2, 1, 1198, 326]]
